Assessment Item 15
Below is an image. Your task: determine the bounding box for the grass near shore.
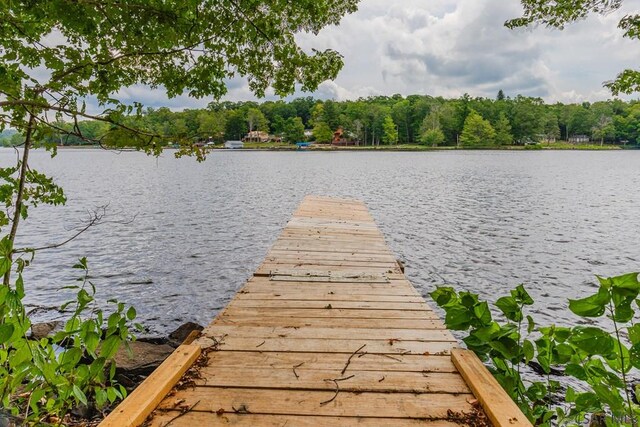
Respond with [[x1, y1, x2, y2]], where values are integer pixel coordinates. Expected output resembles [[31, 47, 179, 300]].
[[237, 142, 626, 151]]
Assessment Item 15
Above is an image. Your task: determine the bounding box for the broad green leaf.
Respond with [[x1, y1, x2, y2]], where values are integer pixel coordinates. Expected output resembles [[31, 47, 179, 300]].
[[0, 285, 8, 304], [523, 339, 534, 362], [605, 339, 631, 373], [568, 287, 609, 317], [444, 306, 473, 330], [488, 336, 520, 360], [100, 335, 121, 359], [570, 326, 614, 356], [430, 287, 457, 307], [628, 324, 640, 345], [629, 342, 640, 370], [526, 315, 535, 334], [593, 384, 625, 416], [0, 256, 10, 277], [495, 296, 522, 322], [611, 272, 640, 291], [574, 392, 602, 412], [0, 323, 14, 343], [72, 384, 88, 406], [473, 301, 491, 325], [60, 347, 82, 368], [84, 331, 100, 354], [126, 306, 136, 321], [511, 284, 534, 305]]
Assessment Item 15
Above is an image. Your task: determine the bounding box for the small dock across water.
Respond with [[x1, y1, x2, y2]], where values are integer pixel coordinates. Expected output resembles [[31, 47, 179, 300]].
[[102, 196, 530, 426]]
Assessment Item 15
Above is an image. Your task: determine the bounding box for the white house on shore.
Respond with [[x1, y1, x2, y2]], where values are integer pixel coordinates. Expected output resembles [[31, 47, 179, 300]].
[[568, 135, 590, 144]]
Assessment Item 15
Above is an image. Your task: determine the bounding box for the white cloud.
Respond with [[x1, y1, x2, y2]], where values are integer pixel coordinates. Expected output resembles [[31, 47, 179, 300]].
[[291, 0, 640, 103], [82, 0, 640, 112]]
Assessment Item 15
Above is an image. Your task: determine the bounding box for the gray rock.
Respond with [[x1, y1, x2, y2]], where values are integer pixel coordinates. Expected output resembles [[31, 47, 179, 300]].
[[168, 321, 203, 347], [114, 341, 175, 376], [30, 321, 65, 340]]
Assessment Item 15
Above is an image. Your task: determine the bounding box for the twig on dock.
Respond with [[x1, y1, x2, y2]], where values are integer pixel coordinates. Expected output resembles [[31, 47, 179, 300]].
[[320, 375, 355, 406], [256, 341, 265, 348], [163, 400, 200, 426], [293, 362, 305, 379], [341, 344, 366, 375]]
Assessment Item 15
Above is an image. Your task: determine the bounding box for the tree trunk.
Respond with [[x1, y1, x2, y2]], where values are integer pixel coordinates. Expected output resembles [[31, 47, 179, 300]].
[[4, 114, 35, 287]]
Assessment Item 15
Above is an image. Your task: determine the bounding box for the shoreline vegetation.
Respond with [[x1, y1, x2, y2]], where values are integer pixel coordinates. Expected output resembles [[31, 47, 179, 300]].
[[32, 142, 630, 151], [3, 94, 640, 152]]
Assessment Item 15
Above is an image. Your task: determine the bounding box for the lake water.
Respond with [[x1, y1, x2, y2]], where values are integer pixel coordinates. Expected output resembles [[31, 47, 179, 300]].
[[2, 148, 639, 337]]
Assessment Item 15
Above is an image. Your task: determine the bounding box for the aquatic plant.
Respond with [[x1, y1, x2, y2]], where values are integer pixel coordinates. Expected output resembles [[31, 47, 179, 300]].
[[432, 272, 640, 426]]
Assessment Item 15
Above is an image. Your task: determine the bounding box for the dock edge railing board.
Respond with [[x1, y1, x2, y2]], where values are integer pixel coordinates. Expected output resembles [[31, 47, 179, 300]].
[[99, 344, 201, 427], [452, 349, 531, 427], [104, 196, 531, 426]]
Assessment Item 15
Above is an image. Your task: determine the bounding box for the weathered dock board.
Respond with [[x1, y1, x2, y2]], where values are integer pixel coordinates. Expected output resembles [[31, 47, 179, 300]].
[[102, 196, 530, 427]]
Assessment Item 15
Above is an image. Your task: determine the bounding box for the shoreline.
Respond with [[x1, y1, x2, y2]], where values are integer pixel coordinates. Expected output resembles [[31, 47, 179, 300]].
[[13, 143, 635, 152]]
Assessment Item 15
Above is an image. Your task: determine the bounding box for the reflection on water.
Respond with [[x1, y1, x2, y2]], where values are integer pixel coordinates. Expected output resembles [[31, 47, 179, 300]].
[[2, 149, 638, 336]]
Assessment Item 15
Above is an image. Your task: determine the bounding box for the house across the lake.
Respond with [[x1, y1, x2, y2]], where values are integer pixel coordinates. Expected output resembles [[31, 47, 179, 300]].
[[568, 135, 590, 144], [243, 131, 282, 143]]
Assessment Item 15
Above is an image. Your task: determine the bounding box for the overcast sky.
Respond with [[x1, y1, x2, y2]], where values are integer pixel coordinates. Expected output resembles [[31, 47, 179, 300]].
[[117, 0, 640, 110]]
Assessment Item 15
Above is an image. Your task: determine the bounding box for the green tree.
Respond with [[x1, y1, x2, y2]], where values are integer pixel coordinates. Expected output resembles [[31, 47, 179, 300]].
[[247, 108, 269, 133], [283, 117, 305, 143], [460, 110, 496, 147], [224, 110, 248, 141], [421, 128, 445, 147], [381, 116, 398, 144], [313, 122, 333, 143], [494, 112, 513, 145], [592, 115, 616, 145], [197, 111, 226, 142], [508, 1, 639, 94], [391, 99, 413, 143]]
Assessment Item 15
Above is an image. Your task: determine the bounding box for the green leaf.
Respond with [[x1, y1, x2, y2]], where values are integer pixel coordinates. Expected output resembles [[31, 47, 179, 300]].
[[511, 284, 534, 305], [60, 347, 82, 368], [610, 272, 640, 291], [444, 306, 473, 330], [15, 274, 24, 299], [570, 326, 614, 356], [568, 287, 609, 317], [100, 335, 121, 359], [526, 315, 535, 334], [629, 324, 640, 345], [84, 331, 100, 354], [629, 342, 640, 370], [593, 384, 625, 416], [495, 296, 522, 322], [605, 339, 631, 373], [473, 301, 491, 325], [0, 323, 14, 344], [126, 306, 136, 321], [523, 339, 534, 362], [488, 336, 520, 360], [574, 392, 602, 412], [0, 256, 10, 277], [72, 384, 88, 406], [430, 287, 457, 307]]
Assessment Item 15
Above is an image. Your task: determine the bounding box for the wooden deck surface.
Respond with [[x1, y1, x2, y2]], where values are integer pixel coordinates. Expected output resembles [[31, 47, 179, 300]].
[[121, 196, 530, 427]]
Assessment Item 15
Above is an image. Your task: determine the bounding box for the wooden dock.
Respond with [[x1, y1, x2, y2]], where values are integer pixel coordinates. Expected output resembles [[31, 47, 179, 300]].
[[102, 196, 530, 427]]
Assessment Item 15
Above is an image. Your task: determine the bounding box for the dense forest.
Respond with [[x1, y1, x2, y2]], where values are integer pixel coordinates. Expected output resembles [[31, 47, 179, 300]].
[[3, 92, 640, 148]]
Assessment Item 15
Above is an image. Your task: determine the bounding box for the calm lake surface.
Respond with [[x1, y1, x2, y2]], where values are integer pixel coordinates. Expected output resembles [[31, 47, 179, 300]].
[[2, 148, 639, 336]]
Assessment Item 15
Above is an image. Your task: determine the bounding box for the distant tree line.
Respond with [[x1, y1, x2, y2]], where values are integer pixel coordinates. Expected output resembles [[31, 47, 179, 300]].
[[3, 92, 640, 147]]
